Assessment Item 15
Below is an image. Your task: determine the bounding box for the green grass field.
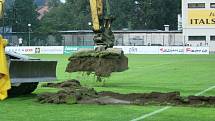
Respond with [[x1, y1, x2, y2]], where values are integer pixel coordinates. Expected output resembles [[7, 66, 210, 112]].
[[1, 54, 215, 121]]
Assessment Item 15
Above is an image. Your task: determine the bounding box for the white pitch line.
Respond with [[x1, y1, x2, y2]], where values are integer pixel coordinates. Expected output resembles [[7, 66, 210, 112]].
[[130, 85, 215, 121], [195, 86, 215, 96], [131, 106, 171, 121]]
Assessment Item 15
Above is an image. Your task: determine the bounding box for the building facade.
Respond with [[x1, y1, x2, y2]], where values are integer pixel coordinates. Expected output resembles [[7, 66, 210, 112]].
[[61, 30, 182, 47], [182, 0, 215, 51]]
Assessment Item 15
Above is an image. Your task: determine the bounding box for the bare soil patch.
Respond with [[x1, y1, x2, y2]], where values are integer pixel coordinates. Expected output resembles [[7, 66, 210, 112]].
[[38, 80, 215, 106]]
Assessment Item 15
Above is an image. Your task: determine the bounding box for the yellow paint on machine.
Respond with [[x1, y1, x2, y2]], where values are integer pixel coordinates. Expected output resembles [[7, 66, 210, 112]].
[[188, 10, 215, 26], [0, 0, 4, 18], [89, 0, 103, 31], [0, 36, 11, 100]]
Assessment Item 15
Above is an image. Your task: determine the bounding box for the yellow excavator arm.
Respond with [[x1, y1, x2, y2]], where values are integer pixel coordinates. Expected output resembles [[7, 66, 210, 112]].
[[89, 0, 103, 32], [0, 36, 11, 100], [89, 0, 115, 48], [0, 0, 11, 100], [0, 0, 3, 18]]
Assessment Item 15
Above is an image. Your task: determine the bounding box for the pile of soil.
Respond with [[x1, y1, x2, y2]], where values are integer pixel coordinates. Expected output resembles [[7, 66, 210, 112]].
[[99, 91, 215, 106], [38, 80, 98, 104], [66, 49, 128, 77], [99, 91, 183, 105], [38, 80, 215, 106]]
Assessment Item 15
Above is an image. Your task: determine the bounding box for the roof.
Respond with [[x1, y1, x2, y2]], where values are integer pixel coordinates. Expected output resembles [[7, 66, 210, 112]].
[[1, 30, 182, 35], [59, 30, 182, 34]]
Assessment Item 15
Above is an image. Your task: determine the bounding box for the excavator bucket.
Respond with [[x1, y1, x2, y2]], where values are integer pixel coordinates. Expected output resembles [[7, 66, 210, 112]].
[[6, 52, 57, 84], [3, 52, 58, 96], [9, 60, 57, 83]]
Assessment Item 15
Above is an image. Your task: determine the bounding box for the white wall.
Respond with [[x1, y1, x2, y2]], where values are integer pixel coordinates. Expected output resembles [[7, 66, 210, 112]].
[[182, 0, 215, 50]]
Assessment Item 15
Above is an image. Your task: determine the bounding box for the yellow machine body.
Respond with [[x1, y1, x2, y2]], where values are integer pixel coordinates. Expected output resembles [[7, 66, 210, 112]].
[[0, 36, 11, 100]]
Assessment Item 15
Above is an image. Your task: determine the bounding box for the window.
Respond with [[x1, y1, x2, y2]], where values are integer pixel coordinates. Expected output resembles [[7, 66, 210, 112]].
[[211, 36, 215, 41], [211, 3, 215, 8], [188, 36, 206, 41], [188, 3, 205, 8]]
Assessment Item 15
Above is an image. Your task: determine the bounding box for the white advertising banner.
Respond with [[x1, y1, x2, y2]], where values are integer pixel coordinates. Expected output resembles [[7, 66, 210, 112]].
[[142, 46, 159, 54], [5, 46, 64, 54], [114, 46, 209, 55], [114, 46, 159, 54], [35, 46, 64, 54], [5, 46, 35, 54], [5, 46, 209, 55]]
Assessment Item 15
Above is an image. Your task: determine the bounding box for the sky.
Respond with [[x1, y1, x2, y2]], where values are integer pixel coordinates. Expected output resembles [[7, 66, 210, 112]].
[[60, 0, 66, 3]]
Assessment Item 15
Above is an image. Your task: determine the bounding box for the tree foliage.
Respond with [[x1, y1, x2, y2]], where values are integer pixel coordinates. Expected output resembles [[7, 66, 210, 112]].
[[7, 0, 39, 32], [37, 0, 91, 33], [5, 0, 181, 32], [111, 0, 181, 30]]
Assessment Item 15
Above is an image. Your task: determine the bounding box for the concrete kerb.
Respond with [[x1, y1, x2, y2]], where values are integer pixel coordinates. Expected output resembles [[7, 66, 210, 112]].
[[130, 85, 215, 121]]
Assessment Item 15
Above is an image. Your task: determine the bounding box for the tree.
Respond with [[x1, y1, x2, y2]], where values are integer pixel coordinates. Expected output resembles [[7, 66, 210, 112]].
[[38, 0, 91, 32], [47, 0, 62, 7], [38, 0, 181, 31], [10, 0, 39, 32], [112, 0, 181, 30], [110, 0, 134, 30]]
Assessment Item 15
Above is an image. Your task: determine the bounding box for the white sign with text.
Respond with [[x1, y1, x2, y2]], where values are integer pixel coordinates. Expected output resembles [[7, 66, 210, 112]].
[[5, 46, 209, 55]]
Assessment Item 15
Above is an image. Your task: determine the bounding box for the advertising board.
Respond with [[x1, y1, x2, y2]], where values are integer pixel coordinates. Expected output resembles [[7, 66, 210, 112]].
[[5, 46, 35, 54], [6, 46, 64, 54], [115, 46, 209, 55], [64, 46, 94, 54], [5, 46, 210, 55], [188, 10, 215, 26]]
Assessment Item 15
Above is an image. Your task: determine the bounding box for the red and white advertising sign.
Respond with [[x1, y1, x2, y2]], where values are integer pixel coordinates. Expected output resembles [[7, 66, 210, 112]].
[[5, 46, 64, 54], [184, 47, 209, 55], [5, 47, 35, 54]]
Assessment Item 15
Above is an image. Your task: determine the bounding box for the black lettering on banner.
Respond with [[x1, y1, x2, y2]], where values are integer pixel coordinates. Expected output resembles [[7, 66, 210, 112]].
[[129, 47, 138, 53], [190, 19, 199, 24], [212, 18, 215, 24], [206, 19, 210, 24], [199, 19, 205, 24], [210, 12, 215, 17], [194, 19, 198, 24]]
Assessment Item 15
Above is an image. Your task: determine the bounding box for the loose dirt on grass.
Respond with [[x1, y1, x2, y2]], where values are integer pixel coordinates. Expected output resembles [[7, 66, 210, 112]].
[[38, 80, 215, 106]]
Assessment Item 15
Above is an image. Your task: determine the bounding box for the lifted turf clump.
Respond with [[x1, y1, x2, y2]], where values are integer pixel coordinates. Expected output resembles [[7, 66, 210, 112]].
[[66, 48, 128, 78]]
